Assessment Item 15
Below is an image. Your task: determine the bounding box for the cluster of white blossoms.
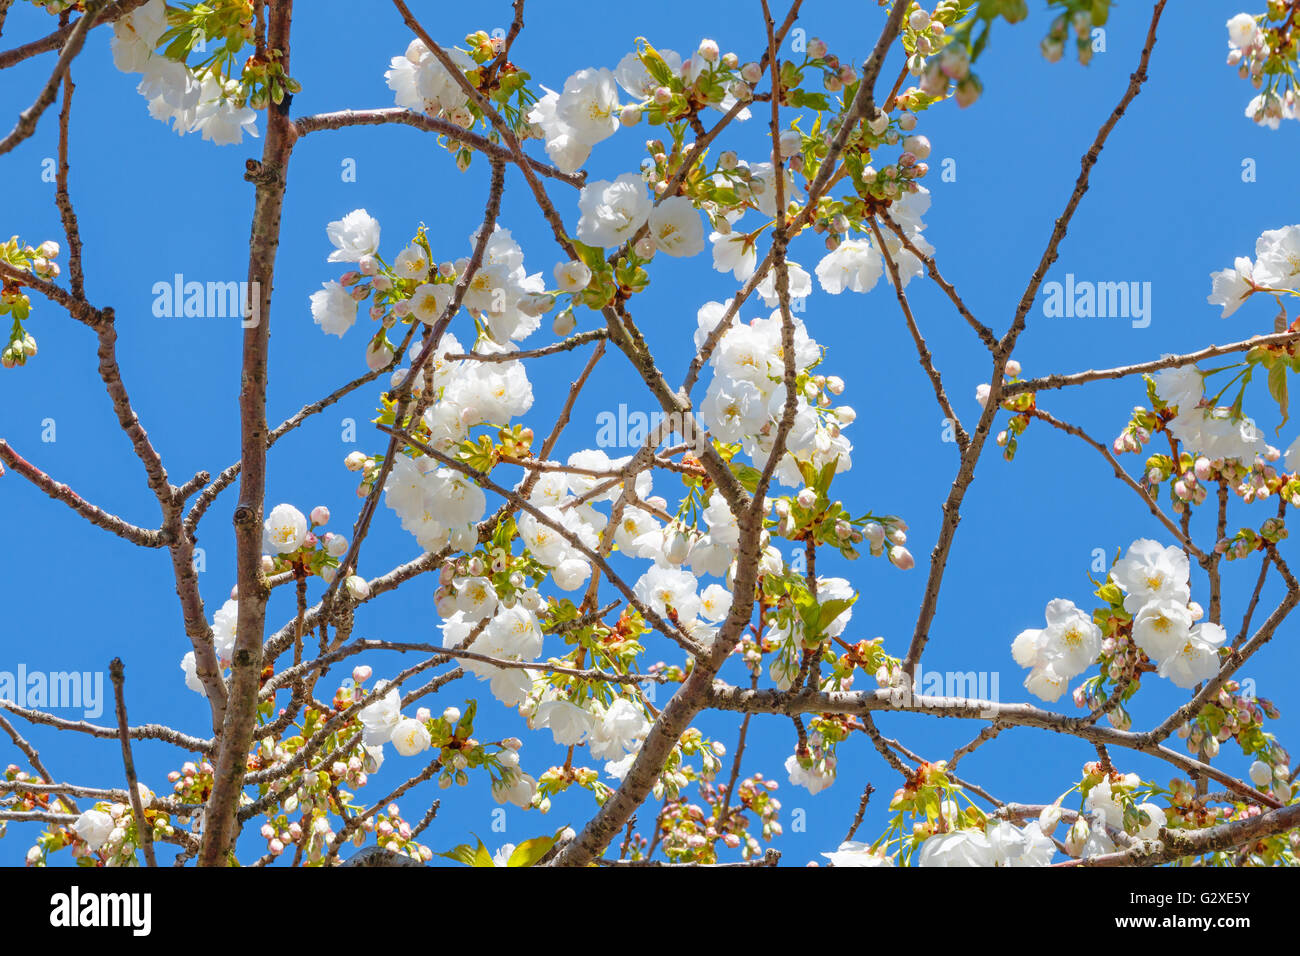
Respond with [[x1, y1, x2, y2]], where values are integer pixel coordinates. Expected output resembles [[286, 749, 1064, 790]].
[[385, 39, 476, 123], [179, 598, 238, 696], [813, 185, 933, 294], [826, 767, 1171, 866], [357, 686, 433, 760], [1085, 773, 1167, 841], [530, 694, 652, 772], [1226, 14, 1298, 129], [1130, 224, 1300, 469], [1111, 540, 1228, 690], [443, 588, 653, 785], [311, 208, 549, 365], [1014, 539, 1228, 703], [441, 604, 542, 709], [110, 0, 259, 145], [697, 304, 855, 489], [575, 173, 705, 258], [1150, 365, 1269, 475], [1166, 403, 1265, 467], [914, 818, 1056, 867], [178, 503, 361, 694], [1207, 223, 1300, 317], [427, 446, 755, 781], [68, 783, 158, 865], [1011, 598, 1102, 703], [701, 144, 932, 293], [384, 452, 489, 555], [455, 226, 549, 344], [527, 42, 751, 175], [529, 67, 624, 176], [310, 209, 380, 339]]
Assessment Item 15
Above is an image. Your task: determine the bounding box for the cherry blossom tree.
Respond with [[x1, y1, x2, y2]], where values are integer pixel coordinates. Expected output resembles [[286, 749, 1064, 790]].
[[1, 0, 1299, 869]]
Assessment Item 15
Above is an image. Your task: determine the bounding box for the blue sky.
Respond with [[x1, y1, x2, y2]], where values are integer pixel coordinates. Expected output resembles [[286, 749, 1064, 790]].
[[1, 0, 1295, 866]]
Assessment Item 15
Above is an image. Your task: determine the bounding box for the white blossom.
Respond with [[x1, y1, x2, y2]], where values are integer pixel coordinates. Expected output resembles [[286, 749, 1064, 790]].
[[815, 239, 883, 294], [263, 503, 308, 554], [326, 209, 381, 263], [72, 809, 115, 851], [390, 717, 432, 756], [577, 174, 652, 248], [1156, 621, 1227, 688], [917, 829, 996, 867], [821, 841, 895, 867], [1111, 539, 1192, 613], [1207, 256, 1255, 317], [310, 281, 358, 337], [648, 197, 705, 257]]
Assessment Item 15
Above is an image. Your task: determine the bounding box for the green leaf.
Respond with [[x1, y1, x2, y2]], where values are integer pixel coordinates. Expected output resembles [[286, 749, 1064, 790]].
[[506, 834, 557, 867], [918, 788, 941, 821], [1268, 362, 1289, 430], [437, 835, 494, 867], [456, 699, 477, 738], [568, 239, 608, 271], [789, 90, 830, 111], [815, 457, 839, 496], [708, 186, 741, 207], [814, 595, 857, 635], [730, 462, 763, 492], [638, 40, 675, 88]]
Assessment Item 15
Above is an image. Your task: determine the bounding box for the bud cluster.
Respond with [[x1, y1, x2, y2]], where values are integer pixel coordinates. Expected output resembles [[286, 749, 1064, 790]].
[[1, 237, 60, 369]]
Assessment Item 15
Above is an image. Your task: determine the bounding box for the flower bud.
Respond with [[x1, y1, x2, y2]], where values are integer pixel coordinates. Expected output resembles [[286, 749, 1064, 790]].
[[665, 527, 690, 565], [1065, 817, 1090, 856], [365, 339, 394, 371], [553, 309, 577, 337], [889, 545, 915, 570]]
